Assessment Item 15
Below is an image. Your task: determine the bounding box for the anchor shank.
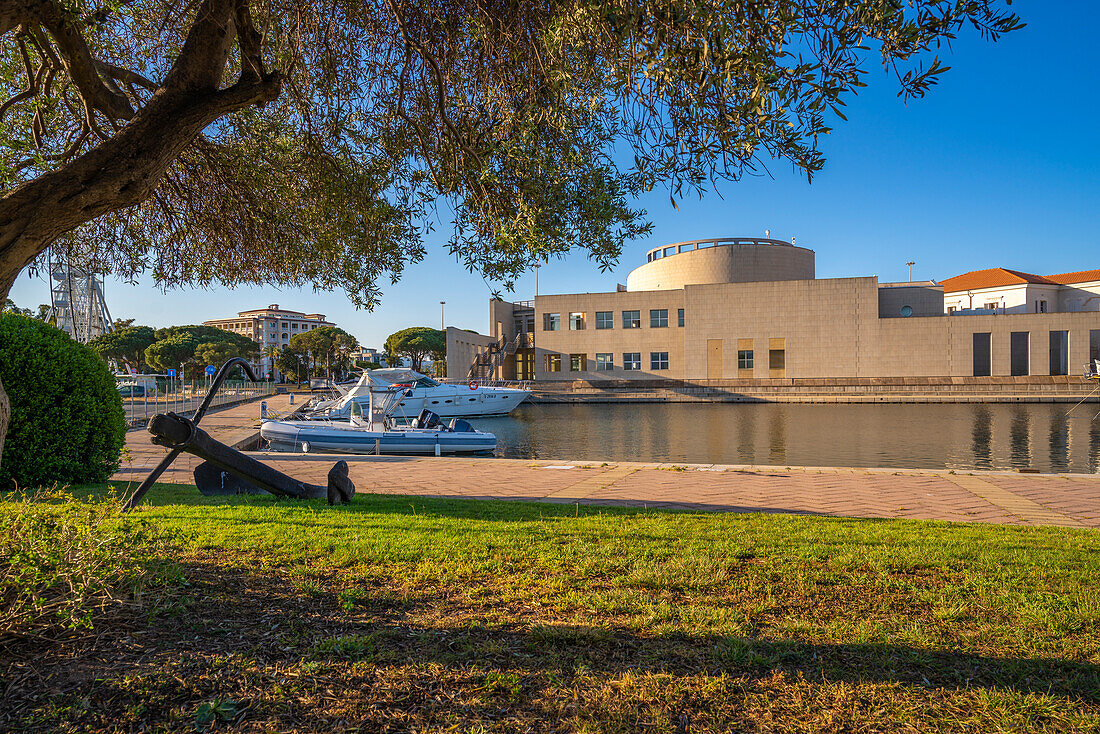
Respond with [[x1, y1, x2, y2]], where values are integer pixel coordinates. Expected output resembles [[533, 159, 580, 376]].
[[148, 413, 325, 500]]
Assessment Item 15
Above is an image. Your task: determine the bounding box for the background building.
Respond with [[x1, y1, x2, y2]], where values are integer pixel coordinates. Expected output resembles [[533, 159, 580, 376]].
[[942, 268, 1100, 315], [205, 304, 334, 377], [350, 347, 381, 364], [449, 237, 1100, 382]]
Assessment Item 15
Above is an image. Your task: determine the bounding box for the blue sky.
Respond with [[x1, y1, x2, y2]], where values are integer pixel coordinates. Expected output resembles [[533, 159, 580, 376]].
[[10, 1, 1098, 349]]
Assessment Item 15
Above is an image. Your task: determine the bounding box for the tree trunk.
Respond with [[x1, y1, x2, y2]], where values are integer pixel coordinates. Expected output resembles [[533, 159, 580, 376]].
[[0, 46, 280, 456], [0, 372, 9, 471]]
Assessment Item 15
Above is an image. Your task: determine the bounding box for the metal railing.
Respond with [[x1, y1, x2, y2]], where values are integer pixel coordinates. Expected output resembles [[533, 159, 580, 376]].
[[441, 378, 532, 390], [121, 379, 276, 428], [466, 332, 522, 381], [644, 236, 796, 262]]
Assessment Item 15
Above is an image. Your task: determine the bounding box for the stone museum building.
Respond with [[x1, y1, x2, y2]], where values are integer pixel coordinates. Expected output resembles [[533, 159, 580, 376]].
[[447, 236, 1100, 383]]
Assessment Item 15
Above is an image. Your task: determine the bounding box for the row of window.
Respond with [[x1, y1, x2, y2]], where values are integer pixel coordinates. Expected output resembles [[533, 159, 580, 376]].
[[544, 309, 685, 331], [545, 352, 671, 372], [973, 329, 1081, 377], [539, 349, 777, 373], [947, 299, 1050, 314]]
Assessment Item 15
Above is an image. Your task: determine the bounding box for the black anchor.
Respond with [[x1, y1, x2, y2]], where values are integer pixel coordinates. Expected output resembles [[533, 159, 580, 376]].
[[122, 357, 353, 510]]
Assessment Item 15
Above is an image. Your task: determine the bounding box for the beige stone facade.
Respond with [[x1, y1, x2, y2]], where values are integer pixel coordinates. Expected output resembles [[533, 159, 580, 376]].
[[474, 238, 1100, 383], [446, 327, 496, 379]]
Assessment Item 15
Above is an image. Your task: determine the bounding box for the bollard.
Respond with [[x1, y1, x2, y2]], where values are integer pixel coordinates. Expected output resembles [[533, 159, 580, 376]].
[[261, 400, 268, 419], [289, 393, 295, 405]]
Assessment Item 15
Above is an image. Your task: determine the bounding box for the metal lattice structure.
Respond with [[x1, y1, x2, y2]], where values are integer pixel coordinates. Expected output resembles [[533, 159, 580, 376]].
[[46, 255, 114, 343]]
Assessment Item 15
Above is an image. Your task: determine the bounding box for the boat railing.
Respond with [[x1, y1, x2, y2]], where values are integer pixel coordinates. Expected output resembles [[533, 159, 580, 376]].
[[441, 378, 531, 390]]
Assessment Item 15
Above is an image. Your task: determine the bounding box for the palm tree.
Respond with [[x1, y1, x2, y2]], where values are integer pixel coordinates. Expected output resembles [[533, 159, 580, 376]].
[[262, 344, 281, 381]]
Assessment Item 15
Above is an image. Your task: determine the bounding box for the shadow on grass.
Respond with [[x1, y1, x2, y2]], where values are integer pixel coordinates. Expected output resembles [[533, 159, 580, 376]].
[[340, 623, 1100, 703], [4, 557, 1097, 709], [85, 482, 843, 523]]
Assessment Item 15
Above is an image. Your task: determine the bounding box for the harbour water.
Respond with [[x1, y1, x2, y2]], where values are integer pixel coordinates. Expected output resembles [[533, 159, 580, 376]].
[[474, 402, 1100, 474]]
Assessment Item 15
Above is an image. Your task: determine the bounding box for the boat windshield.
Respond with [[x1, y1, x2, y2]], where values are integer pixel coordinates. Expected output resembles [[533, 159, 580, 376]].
[[416, 376, 440, 387]]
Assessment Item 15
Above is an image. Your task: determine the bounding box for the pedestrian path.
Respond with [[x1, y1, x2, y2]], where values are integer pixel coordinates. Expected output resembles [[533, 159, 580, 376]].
[[113, 398, 1099, 529]]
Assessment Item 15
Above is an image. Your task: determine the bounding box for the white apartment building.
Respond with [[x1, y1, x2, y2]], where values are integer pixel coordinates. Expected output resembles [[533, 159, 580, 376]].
[[942, 268, 1100, 315], [204, 304, 335, 377]]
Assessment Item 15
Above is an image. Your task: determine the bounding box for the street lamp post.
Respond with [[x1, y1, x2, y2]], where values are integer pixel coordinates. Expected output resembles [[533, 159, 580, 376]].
[[440, 300, 446, 331], [906, 261, 915, 282]]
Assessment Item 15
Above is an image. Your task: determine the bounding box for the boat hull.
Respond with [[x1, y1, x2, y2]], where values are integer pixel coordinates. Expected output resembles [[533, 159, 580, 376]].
[[261, 420, 497, 455]]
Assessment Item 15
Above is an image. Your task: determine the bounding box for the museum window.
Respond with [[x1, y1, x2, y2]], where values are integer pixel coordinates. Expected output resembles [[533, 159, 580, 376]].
[[769, 349, 785, 374], [1049, 331, 1068, 376], [544, 354, 562, 372], [623, 353, 641, 370], [595, 311, 614, 329], [650, 309, 668, 328], [650, 352, 669, 370], [569, 353, 587, 371], [738, 350, 754, 369], [1010, 331, 1030, 376], [543, 313, 561, 331], [622, 310, 641, 329], [1091, 330, 1100, 364], [596, 353, 614, 371], [678, 309, 685, 327], [1036, 300, 1048, 313], [569, 312, 585, 330], [972, 332, 991, 376]]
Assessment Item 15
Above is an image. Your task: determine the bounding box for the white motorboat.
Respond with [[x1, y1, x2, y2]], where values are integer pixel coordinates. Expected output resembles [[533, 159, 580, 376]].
[[302, 368, 528, 420], [262, 378, 497, 455]]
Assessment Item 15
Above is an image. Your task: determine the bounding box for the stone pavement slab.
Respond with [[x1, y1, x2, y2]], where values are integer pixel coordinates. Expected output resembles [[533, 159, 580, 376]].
[[112, 401, 1100, 529]]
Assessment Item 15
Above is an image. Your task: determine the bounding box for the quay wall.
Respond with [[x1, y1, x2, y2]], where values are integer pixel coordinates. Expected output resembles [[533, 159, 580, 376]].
[[526, 375, 1100, 404]]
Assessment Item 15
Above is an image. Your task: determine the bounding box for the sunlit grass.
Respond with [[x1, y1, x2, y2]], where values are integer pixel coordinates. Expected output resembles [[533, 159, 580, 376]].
[[3, 482, 1098, 732]]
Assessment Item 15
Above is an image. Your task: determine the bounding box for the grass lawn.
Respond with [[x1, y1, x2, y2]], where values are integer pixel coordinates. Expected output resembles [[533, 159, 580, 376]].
[[2, 482, 1099, 732]]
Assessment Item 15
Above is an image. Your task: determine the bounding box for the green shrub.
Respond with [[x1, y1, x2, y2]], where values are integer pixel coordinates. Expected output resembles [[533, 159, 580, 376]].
[[0, 487, 177, 642], [0, 313, 126, 489]]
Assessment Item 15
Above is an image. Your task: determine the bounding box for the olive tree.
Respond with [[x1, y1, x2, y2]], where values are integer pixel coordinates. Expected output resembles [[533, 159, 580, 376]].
[[0, 0, 1021, 462]]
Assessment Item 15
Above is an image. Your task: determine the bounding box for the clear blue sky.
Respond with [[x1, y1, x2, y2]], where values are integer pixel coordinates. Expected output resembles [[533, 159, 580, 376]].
[[11, 1, 1098, 350]]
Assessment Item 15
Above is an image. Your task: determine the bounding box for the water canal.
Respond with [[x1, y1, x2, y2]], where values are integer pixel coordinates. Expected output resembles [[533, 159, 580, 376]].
[[474, 402, 1100, 474]]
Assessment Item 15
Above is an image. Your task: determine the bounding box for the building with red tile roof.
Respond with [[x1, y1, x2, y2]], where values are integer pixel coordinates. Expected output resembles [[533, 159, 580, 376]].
[[941, 267, 1099, 315]]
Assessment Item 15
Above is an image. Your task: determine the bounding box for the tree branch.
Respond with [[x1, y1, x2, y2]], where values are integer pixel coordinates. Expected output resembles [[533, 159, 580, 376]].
[[234, 0, 265, 84], [30, 2, 135, 120], [0, 35, 40, 125], [385, 0, 487, 175], [163, 0, 237, 92], [94, 61, 159, 91]]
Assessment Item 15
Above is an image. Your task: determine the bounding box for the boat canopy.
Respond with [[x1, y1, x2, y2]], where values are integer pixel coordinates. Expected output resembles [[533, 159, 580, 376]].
[[368, 368, 440, 387], [330, 369, 428, 415]]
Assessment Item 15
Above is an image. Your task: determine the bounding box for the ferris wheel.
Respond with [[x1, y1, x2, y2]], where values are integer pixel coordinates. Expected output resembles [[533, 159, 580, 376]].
[[45, 253, 114, 344]]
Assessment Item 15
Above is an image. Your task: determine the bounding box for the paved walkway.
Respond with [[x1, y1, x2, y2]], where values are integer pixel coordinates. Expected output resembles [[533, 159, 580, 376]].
[[115, 398, 1100, 529]]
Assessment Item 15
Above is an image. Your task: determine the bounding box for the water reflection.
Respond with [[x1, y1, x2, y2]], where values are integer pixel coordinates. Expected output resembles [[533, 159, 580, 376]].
[[971, 406, 992, 470], [1090, 421, 1100, 473], [768, 408, 786, 466], [477, 402, 1100, 473], [1049, 411, 1070, 473], [1009, 408, 1032, 469]]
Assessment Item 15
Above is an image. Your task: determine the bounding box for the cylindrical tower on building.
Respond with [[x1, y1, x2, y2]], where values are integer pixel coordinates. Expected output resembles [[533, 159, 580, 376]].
[[625, 237, 814, 291]]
